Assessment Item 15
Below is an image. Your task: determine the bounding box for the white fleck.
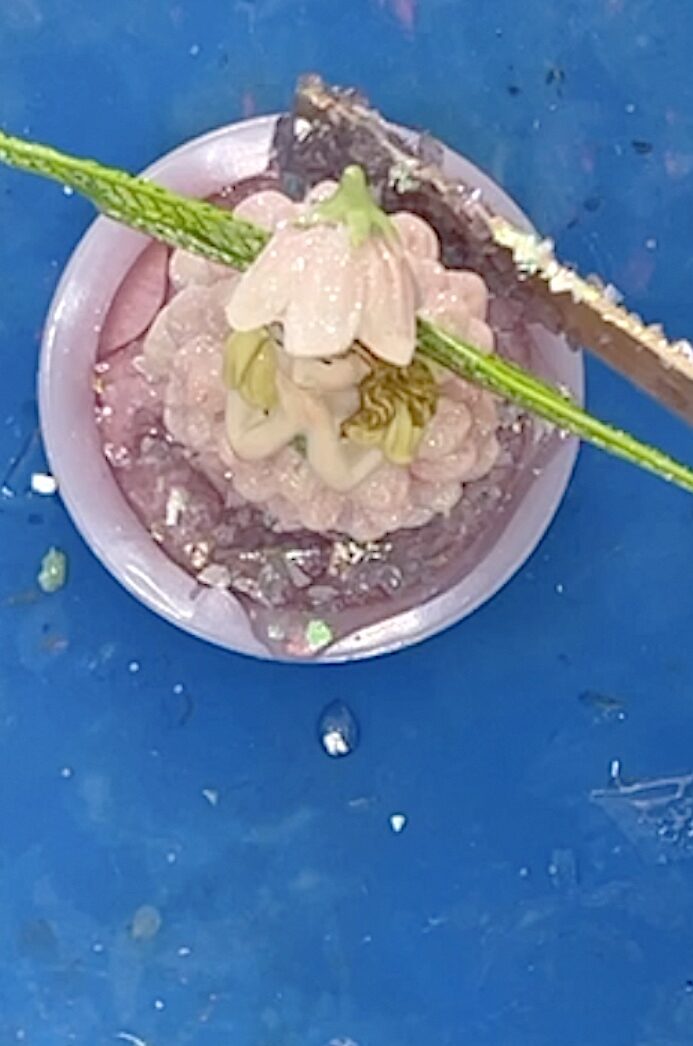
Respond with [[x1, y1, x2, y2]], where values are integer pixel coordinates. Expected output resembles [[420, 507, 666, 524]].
[[519, 865, 530, 878], [172, 683, 184, 695], [197, 563, 232, 589], [389, 813, 407, 834], [128, 660, 140, 674], [645, 237, 657, 250], [165, 850, 177, 864], [31, 472, 57, 495], [92, 941, 105, 953], [547, 862, 558, 876], [548, 269, 577, 296], [116, 1035, 149, 1046], [60, 766, 73, 779], [154, 999, 165, 1011], [62, 185, 74, 196], [189, 43, 200, 56], [555, 583, 564, 594], [16, 1032, 26, 1043], [603, 282, 624, 304], [362, 934, 372, 944], [165, 486, 188, 527], [625, 102, 636, 113], [423, 915, 447, 933], [177, 945, 192, 957], [202, 788, 219, 807], [322, 728, 350, 757], [609, 758, 622, 783]]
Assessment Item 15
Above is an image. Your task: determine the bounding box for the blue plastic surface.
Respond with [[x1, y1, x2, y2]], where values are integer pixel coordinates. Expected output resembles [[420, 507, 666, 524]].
[[1, 2, 693, 1043]]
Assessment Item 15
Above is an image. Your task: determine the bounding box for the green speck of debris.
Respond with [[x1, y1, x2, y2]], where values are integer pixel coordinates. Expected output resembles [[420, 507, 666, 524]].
[[305, 618, 333, 652], [38, 547, 68, 594], [291, 434, 308, 456]]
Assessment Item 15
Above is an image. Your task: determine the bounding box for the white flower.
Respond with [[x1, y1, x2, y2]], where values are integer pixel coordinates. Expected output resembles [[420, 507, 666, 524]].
[[227, 217, 419, 367], [226, 168, 495, 367]]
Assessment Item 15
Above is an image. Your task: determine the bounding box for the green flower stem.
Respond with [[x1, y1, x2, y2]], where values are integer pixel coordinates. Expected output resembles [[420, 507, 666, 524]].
[[314, 164, 394, 245], [418, 319, 693, 494], [1, 128, 692, 494]]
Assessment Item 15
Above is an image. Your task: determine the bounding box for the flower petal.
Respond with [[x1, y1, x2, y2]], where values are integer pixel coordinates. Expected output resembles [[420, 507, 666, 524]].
[[358, 239, 418, 367], [446, 270, 489, 319], [467, 316, 495, 354], [142, 277, 237, 378], [411, 257, 449, 300], [101, 242, 169, 355], [419, 286, 472, 341], [392, 211, 440, 260], [304, 180, 339, 205], [225, 226, 299, 331], [416, 399, 473, 460], [234, 189, 298, 231], [410, 441, 479, 483], [169, 249, 231, 291], [283, 225, 362, 358], [464, 433, 500, 480]]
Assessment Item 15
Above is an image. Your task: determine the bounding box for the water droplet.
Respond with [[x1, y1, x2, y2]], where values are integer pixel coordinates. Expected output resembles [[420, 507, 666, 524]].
[[130, 905, 162, 941], [318, 701, 359, 758], [547, 848, 578, 890], [62, 185, 74, 197]]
